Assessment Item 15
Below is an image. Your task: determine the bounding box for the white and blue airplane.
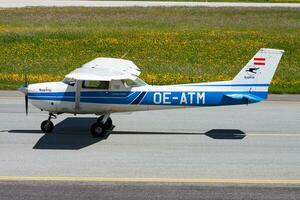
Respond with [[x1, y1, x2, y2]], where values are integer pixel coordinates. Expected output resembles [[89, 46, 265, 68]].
[[19, 48, 284, 138]]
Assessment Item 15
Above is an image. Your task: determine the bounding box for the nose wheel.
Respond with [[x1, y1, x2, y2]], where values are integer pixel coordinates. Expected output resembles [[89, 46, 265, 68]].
[[90, 114, 113, 138], [41, 113, 56, 133]]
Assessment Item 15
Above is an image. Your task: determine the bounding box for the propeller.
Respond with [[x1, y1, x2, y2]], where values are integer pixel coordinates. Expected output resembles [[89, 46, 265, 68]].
[[24, 73, 28, 115], [18, 72, 29, 115]]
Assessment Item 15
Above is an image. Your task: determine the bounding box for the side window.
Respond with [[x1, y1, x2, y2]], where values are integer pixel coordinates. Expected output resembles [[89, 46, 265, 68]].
[[82, 81, 109, 90], [123, 79, 138, 88]]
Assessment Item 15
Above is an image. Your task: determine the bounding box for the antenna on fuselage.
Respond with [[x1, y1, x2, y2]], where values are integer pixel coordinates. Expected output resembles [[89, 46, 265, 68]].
[[121, 51, 130, 59]]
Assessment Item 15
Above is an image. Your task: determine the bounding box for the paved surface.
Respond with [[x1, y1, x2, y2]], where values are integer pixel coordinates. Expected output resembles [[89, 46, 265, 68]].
[[0, 181, 299, 200], [0, 91, 299, 199], [1, 0, 300, 8]]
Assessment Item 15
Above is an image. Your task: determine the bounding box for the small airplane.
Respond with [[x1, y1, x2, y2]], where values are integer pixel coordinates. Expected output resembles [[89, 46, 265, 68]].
[[19, 48, 284, 139]]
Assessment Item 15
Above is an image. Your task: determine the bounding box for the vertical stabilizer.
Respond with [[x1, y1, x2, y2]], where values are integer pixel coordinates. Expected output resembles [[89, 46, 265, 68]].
[[232, 48, 284, 86]]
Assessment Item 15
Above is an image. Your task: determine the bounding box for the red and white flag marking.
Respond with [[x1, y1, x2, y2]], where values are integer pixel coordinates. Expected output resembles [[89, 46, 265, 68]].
[[253, 58, 266, 66]]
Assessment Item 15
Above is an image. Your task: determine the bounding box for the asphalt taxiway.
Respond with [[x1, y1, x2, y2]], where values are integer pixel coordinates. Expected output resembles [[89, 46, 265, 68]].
[[0, 91, 299, 199], [0, 181, 299, 200]]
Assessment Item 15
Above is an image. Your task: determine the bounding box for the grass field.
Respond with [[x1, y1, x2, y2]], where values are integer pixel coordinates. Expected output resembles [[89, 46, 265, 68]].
[[0, 7, 299, 93]]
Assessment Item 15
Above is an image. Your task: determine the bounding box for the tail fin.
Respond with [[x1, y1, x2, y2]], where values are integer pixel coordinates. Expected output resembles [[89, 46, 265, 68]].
[[232, 48, 284, 87]]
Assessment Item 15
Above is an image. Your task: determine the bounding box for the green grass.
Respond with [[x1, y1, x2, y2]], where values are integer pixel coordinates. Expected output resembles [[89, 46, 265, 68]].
[[0, 7, 300, 93]]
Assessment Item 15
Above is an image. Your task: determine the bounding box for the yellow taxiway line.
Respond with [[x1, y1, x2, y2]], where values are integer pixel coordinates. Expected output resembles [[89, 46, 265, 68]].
[[0, 176, 300, 185]]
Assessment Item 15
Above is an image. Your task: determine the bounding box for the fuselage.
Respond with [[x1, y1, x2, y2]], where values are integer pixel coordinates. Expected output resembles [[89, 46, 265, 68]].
[[27, 81, 268, 115]]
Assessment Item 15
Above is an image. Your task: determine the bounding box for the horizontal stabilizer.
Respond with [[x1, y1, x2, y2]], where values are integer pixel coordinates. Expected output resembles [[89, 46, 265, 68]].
[[224, 93, 264, 103]]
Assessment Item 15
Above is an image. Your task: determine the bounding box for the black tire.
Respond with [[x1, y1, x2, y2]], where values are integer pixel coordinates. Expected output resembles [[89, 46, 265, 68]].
[[97, 116, 113, 129], [41, 120, 54, 133], [90, 122, 107, 138]]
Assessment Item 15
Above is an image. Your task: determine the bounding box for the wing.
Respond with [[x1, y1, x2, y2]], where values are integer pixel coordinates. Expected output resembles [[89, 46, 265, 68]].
[[65, 58, 141, 81]]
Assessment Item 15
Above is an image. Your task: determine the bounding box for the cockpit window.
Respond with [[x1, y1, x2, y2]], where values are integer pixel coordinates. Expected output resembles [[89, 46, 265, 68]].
[[63, 78, 76, 86], [82, 81, 109, 90]]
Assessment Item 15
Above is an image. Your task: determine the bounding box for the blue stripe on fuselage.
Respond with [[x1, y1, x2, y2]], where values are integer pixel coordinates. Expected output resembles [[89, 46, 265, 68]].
[[29, 91, 139, 104], [28, 91, 267, 106], [28, 91, 133, 98], [181, 83, 270, 87], [29, 96, 75, 102], [28, 92, 74, 97], [139, 91, 267, 106]]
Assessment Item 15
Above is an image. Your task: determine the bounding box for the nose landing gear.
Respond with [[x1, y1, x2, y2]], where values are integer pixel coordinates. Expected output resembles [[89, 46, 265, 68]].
[[41, 113, 56, 133], [90, 114, 113, 139]]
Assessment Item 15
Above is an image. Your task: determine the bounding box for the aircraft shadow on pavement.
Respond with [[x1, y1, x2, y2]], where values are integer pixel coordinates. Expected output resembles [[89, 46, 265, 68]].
[[8, 117, 246, 150], [9, 117, 100, 150]]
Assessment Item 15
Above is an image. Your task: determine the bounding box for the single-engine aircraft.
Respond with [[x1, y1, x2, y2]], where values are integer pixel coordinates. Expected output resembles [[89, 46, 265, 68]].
[[19, 48, 284, 139]]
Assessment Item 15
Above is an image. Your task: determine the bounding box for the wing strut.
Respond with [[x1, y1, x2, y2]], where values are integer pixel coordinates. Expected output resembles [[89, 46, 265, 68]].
[[75, 80, 82, 114]]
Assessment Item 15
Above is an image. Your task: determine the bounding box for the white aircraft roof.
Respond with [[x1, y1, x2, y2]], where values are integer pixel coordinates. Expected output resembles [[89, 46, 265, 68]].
[[65, 57, 141, 81]]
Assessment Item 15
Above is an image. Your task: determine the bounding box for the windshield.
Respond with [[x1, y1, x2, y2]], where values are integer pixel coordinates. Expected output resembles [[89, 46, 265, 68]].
[[134, 78, 147, 86], [123, 78, 147, 87], [63, 78, 76, 86]]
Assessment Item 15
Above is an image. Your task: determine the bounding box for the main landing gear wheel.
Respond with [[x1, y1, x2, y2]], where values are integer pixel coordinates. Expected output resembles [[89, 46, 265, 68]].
[[41, 113, 56, 133], [91, 114, 113, 138], [90, 122, 108, 138], [97, 115, 113, 129], [41, 120, 54, 133]]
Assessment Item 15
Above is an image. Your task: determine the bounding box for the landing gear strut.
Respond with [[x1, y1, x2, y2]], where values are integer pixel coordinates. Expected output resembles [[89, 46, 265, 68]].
[[97, 115, 113, 129], [41, 113, 56, 133], [90, 114, 113, 138]]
